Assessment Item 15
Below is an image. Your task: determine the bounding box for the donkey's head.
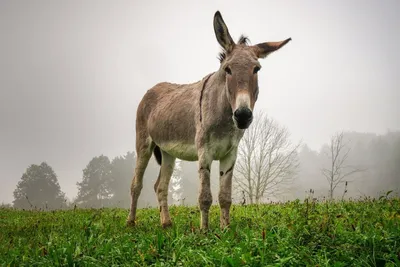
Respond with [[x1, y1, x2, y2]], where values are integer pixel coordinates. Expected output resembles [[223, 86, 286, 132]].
[[213, 11, 291, 129]]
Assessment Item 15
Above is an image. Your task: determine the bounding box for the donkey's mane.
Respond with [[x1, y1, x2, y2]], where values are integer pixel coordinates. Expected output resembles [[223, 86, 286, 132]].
[[218, 34, 250, 63], [238, 35, 250, 45]]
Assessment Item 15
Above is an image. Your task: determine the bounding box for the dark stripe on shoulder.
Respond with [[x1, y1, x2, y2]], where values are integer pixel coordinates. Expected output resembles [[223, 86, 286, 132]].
[[199, 73, 214, 123]]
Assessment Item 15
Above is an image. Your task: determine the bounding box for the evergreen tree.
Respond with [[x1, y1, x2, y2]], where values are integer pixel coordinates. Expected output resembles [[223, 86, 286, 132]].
[[108, 152, 135, 208], [75, 155, 112, 208]]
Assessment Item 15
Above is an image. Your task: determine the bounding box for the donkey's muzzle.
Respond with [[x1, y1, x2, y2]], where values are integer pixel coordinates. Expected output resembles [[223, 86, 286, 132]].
[[233, 108, 253, 129]]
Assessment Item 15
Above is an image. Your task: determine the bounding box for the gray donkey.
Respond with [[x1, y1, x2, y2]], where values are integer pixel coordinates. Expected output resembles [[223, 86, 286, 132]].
[[127, 11, 291, 229]]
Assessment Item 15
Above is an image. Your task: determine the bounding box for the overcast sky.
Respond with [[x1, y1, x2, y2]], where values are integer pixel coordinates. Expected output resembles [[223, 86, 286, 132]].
[[1, 0, 399, 204]]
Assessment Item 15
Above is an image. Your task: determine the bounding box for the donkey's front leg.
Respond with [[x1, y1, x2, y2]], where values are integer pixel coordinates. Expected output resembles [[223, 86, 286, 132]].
[[218, 148, 237, 229], [197, 148, 213, 230]]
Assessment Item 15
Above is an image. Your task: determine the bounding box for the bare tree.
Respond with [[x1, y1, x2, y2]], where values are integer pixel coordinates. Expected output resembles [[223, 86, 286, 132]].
[[322, 132, 365, 200], [234, 111, 300, 204]]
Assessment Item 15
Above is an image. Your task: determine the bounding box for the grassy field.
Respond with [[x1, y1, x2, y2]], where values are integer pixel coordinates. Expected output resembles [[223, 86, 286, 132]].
[[1, 197, 399, 266]]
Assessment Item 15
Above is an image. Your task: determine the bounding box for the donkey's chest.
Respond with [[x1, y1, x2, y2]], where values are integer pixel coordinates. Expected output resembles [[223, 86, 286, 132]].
[[208, 135, 240, 160]]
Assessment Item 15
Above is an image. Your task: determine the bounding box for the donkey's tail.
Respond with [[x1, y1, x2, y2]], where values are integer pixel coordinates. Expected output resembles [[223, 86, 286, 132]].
[[153, 145, 162, 165]]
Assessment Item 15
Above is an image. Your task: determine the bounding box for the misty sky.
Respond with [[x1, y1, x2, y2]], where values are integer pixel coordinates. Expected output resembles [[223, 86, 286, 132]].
[[1, 0, 399, 204]]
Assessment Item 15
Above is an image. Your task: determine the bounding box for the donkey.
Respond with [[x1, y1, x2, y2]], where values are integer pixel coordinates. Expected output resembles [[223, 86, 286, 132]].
[[127, 11, 291, 229]]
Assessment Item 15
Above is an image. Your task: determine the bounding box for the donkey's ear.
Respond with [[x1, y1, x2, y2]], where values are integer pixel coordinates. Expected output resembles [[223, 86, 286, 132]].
[[213, 11, 235, 53], [252, 38, 292, 58]]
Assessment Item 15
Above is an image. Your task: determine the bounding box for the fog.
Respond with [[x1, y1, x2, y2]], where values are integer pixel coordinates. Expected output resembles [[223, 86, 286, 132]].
[[1, 0, 399, 205]]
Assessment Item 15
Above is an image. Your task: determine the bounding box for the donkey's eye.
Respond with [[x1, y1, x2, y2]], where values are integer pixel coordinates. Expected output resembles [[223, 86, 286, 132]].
[[253, 66, 261, 74], [225, 67, 232, 75]]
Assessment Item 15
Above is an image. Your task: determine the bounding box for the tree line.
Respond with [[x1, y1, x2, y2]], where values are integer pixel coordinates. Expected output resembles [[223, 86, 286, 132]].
[[10, 112, 400, 210]]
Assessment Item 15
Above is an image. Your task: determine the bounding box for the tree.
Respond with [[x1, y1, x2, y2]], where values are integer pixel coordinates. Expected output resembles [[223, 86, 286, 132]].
[[108, 152, 135, 208], [170, 160, 183, 205], [234, 111, 300, 204], [109, 150, 162, 209], [13, 162, 66, 210], [321, 132, 365, 200], [366, 132, 400, 195], [75, 155, 112, 208], [178, 161, 200, 206], [389, 138, 400, 190], [290, 144, 324, 200]]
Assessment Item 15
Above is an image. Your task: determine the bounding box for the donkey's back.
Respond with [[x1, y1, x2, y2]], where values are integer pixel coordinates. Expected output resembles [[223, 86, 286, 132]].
[[136, 79, 205, 161]]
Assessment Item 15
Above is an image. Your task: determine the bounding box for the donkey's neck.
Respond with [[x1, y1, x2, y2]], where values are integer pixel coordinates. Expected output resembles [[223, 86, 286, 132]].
[[200, 69, 233, 123], [213, 69, 231, 113]]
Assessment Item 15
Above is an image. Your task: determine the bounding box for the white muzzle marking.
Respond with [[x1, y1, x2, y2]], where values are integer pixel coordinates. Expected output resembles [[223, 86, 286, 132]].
[[235, 92, 251, 111]]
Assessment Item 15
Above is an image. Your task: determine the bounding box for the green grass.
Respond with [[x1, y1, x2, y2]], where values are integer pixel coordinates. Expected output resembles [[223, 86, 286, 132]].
[[1, 198, 399, 266]]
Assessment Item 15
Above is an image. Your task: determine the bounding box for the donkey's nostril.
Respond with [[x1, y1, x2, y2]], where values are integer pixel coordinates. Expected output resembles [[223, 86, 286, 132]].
[[234, 108, 253, 122]]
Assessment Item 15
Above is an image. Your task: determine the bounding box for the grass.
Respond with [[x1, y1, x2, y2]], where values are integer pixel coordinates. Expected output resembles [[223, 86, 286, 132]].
[[1, 197, 399, 266]]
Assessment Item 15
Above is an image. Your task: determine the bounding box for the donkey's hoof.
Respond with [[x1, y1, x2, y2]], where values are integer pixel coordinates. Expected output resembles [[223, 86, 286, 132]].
[[126, 219, 136, 227], [162, 221, 173, 229]]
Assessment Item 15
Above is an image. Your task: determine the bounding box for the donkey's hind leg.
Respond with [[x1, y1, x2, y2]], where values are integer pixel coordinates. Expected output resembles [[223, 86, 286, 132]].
[[126, 137, 154, 227], [155, 150, 176, 228]]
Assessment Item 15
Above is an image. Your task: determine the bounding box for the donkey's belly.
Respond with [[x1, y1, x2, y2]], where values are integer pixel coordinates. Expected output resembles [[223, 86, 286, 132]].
[[158, 134, 240, 162], [159, 142, 198, 161]]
